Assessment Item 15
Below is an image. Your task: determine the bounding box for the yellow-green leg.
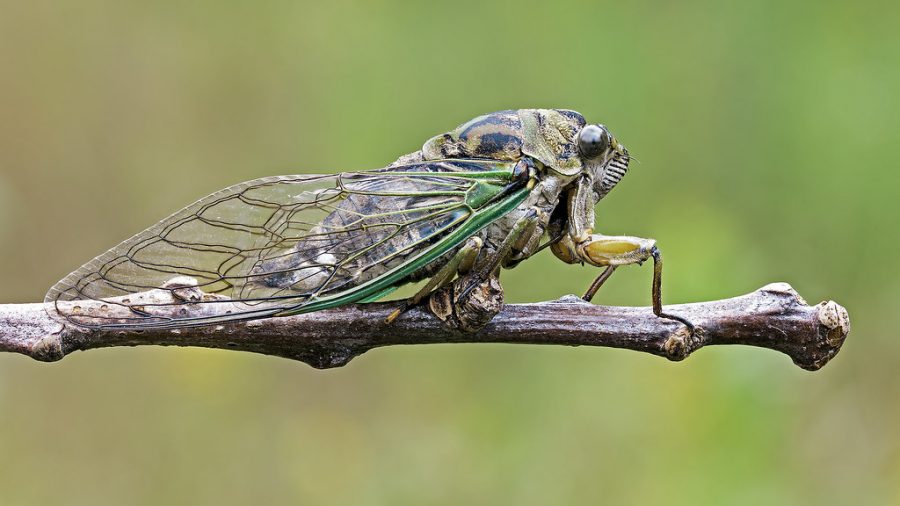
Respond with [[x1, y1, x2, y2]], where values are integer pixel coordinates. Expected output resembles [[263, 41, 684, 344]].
[[577, 233, 694, 333]]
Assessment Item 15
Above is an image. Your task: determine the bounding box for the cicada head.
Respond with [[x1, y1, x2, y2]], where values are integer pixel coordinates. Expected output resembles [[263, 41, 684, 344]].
[[577, 123, 630, 201], [422, 109, 629, 199], [521, 109, 630, 201]]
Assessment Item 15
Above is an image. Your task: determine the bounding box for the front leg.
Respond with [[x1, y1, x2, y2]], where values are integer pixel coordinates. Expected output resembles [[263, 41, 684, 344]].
[[552, 178, 693, 333], [577, 233, 694, 333]]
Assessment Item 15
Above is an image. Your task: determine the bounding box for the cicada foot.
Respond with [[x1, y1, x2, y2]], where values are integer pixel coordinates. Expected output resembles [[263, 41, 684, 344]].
[[429, 273, 504, 333], [649, 246, 696, 341]]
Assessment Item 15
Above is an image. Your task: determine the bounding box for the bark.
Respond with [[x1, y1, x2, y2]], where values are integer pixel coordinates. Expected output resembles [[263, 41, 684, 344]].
[[0, 283, 848, 371]]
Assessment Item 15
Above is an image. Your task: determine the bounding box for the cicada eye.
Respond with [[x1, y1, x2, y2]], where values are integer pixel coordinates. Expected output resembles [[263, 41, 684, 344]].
[[577, 125, 610, 159]]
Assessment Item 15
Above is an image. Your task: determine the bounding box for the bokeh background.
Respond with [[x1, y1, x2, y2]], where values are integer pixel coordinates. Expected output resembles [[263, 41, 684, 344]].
[[1, 1, 898, 504]]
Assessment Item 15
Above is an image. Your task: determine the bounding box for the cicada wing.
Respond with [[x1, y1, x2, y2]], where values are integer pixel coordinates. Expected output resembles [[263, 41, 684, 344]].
[[46, 160, 524, 329]]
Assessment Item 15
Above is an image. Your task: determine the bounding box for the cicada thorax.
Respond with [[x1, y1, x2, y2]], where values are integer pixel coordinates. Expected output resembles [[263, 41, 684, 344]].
[[418, 109, 593, 259], [421, 109, 588, 177], [423, 110, 524, 161]]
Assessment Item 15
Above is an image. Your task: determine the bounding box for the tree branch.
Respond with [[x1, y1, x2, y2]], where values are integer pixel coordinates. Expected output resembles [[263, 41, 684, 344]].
[[0, 283, 848, 371]]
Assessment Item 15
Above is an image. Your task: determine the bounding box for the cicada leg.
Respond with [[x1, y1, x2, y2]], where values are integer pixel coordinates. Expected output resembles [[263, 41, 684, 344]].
[[456, 208, 542, 301], [649, 247, 695, 333], [582, 265, 618, 302], [577, 234, 694, 334], [385, 236, 483, 324], [431, 208, 543, 332], [386, 206, 542, 326], [501, 212, 545, 269]]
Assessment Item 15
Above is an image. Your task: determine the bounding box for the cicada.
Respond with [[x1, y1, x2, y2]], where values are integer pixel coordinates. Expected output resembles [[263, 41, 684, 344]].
[[46, 109, 692, 332]]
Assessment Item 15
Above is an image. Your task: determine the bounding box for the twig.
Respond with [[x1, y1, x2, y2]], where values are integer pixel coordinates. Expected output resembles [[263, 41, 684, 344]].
[[0, 283, 848, 371]]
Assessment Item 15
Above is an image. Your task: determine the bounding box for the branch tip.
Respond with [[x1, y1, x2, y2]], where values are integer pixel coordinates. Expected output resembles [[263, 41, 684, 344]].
[[663, 326, 695, 361]]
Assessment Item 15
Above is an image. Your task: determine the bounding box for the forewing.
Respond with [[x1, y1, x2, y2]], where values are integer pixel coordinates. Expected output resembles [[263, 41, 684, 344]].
[[46, 160, 519, 329]]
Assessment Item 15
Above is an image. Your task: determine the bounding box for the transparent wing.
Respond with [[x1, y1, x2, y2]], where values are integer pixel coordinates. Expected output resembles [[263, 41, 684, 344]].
[[46, 160, 522, 329]]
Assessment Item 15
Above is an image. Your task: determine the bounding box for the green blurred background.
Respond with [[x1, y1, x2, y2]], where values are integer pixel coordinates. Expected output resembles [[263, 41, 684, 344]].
[[1, 0, 897, 504]]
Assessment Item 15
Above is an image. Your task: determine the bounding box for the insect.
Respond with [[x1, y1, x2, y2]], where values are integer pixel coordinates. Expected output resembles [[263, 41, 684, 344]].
[[46, 109, 692, 333]]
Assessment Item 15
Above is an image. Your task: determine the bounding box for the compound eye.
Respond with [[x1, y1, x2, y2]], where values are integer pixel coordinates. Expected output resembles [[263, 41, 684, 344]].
[[577, 125, 610, 159]]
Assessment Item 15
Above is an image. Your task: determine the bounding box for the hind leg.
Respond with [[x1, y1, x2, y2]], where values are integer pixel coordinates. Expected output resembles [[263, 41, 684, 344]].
[[384, 236, 483, 324], [439, 208, 544, 331]]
